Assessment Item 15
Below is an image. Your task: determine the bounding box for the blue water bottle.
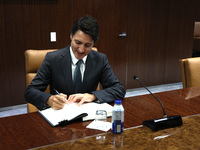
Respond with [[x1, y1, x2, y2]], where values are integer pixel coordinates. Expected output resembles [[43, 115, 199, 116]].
[[112, 100, 124, 134]]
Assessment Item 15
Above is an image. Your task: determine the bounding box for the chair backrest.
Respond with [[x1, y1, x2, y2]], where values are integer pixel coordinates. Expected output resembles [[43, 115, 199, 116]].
[[193, 22, 200, 51], [25, 47, 99, 113], [194, 22, 200, 37], [179, 57, 200, 88]]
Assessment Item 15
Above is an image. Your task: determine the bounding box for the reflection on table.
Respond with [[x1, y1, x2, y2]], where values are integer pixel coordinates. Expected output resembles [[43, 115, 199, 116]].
[[33, 114, 200, 150]]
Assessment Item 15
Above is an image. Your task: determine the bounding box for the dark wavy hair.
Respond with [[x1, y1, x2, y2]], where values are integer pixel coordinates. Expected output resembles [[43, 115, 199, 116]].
[[71, 16, 99, 43]]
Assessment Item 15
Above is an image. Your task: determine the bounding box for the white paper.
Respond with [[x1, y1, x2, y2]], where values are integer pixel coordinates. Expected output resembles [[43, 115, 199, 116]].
[[38, 102, 113, 126], [86, 120, 112, 132]]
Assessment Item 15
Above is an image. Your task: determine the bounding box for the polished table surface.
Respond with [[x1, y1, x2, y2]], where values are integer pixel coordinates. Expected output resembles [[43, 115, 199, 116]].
[[1, 87, 200, 149], [33, 114, 200, 150]]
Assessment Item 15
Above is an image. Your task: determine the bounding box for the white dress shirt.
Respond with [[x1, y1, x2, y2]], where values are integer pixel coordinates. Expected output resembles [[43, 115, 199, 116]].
[[70, 47, 87, 82]]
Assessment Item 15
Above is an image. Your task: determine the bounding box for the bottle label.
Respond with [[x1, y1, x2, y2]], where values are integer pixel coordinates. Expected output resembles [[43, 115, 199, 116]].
[[112, 120, 124, 134], [112, 111, 124, 122]]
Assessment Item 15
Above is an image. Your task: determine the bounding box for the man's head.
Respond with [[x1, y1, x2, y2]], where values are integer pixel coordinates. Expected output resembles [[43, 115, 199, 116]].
[[70, 16, 99, 60], [71, 16, 99, 43]]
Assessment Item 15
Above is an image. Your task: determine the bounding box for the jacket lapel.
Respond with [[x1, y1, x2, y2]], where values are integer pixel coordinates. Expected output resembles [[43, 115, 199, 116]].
[[81, 51, 97, 91], [60, 46, 75, 93]]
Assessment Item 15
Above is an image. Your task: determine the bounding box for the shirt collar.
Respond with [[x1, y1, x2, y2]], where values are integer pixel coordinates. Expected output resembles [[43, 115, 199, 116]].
[[70, 46, 87, 65]]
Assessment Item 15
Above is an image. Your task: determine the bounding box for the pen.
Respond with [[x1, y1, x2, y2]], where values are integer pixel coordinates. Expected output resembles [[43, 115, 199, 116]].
[[54, 89, 60, 95], [54, 89, 68, 104]]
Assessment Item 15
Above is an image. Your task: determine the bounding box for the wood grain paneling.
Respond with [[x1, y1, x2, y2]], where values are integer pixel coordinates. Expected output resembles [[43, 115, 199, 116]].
[[0, 0, 25, 106], [22, 0, 72, 49], [191, 0, 200, 21], [1, 0, 200, 107], [164, 0, 194, 83], [127, 0, 170, 88], [126, 0, 198, 89], [0, 0, 73, 107]]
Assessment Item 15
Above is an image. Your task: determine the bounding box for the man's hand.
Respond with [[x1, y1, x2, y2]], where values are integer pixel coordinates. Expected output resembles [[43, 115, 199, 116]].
[[47, 93, 67, 110], [68, 93, 97, 106]]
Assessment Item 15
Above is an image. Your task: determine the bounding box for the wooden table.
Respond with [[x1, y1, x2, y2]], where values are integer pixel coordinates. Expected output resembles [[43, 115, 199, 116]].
[[1, 87, 200, 149], [32, 114, 200, 150]]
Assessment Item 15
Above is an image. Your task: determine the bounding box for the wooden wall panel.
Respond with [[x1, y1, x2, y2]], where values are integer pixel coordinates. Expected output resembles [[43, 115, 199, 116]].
[[22, 0, 72, 49], [192, 0, 200, 21], [127, 0, 170, 88], [126, 0, 199, 89], [0, 0, 25, 107], [164, 0, 194, 83], [0, 0, 200, 107], [0, 0, 73, 107]]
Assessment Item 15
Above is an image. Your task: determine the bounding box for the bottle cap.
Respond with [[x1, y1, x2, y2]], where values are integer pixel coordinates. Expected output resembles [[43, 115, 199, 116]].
[[115, 100, 122, 104]]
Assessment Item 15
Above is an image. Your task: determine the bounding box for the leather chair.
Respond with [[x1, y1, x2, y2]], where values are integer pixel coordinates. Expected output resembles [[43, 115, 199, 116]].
[[25, 47, 99, 113], [193, 22, 200, 52], [179, 57, 200, 88]]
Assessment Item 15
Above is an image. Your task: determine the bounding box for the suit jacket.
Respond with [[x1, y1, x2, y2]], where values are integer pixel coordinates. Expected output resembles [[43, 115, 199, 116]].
[[24, 45, 125, 110]]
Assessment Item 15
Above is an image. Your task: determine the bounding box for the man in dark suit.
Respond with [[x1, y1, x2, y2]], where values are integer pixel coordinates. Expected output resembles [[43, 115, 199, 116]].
[[24, 16, 125, 110]]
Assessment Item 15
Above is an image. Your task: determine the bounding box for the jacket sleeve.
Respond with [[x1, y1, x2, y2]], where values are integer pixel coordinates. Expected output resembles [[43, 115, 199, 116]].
[[91, 54, 126, 103]]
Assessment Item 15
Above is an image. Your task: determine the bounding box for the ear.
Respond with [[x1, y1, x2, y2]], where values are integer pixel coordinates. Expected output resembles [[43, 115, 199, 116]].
[[70, 33, 73, 40]]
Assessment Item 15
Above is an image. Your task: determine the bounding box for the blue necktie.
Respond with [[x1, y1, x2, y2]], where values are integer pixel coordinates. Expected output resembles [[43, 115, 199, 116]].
[[74, 59, 83, 92]]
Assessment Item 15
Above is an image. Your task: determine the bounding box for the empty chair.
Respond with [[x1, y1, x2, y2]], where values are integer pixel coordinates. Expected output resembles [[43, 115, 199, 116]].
[[193, 22, 200, 57], [179, 57, 200, 88]]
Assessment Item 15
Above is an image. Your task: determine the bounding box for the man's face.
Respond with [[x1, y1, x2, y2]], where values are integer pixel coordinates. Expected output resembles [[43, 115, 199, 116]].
[[70, 30, 94, 60]]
